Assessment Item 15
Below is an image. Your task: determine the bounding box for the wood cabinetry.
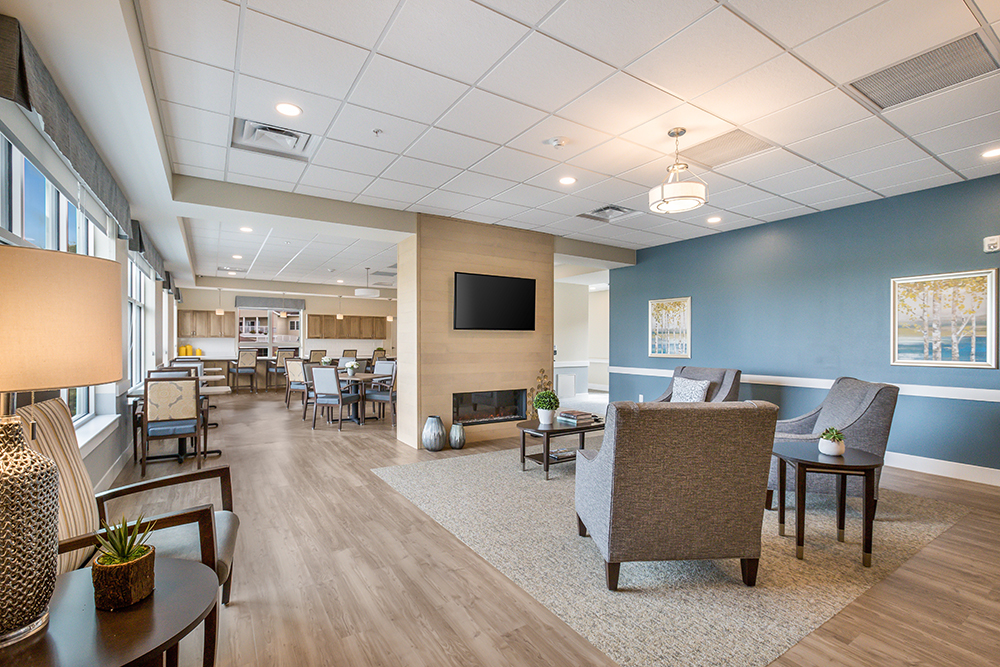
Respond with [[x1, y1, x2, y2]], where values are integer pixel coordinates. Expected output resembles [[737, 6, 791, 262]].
[[306, 315, 390, 340], [177, 310, 236, 338], [177, 310, 197, 337]]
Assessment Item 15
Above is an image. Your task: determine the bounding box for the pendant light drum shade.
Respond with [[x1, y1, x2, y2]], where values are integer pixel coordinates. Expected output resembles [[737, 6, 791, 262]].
[[649, 180, 708, 214]]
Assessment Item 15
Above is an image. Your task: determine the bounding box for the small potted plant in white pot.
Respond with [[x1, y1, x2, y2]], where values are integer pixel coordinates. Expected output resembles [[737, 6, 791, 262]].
[[534, 390, 559, 425], [818, 427, 845, 456], [320, 356, 334, 366], [92, 514, 155, 611], [345, 360, 360, 377]]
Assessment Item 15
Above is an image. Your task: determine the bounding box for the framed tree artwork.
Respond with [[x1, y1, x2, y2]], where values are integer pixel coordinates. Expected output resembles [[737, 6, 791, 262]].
[[891, 269, 996, 368], [649, 297, 691, 358]]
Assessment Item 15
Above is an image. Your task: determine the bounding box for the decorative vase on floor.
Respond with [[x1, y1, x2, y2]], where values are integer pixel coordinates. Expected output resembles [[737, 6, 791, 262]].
[[0, 415, 59, 647], [92, 546, 155, 611], [449, 423, 466, 450], [537, 409, 555, 425], [422, 416, 446, 451]]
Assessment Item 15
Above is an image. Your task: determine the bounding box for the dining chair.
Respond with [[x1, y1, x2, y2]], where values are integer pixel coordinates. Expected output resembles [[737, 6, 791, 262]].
[[134, 368, 198, 464], [309, 367, 363, 430], [228, 349, 258, 393], [365, 360, 397, 426], [284, 358, 307, 408], [372, 349, 387, 361], [170, 360, 205, 377], [141, 376, 206, 477], [267, 348, 297, 392], [308, 349, 326, 363], [339, 356, 356, 369], [341, 348, 357, 358], [300, 362, 321, 420]]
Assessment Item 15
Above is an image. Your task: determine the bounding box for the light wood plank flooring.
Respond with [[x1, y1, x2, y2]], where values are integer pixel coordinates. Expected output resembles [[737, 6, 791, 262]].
[[108, 392, 1000, 666]]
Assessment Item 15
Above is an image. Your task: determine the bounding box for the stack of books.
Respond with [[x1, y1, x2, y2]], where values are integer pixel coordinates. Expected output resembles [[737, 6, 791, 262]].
[[557, 410, 596, 426]]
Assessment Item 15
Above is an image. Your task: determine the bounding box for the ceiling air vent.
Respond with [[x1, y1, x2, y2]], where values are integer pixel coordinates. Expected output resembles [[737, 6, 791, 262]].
[[850, 34, 998, 109], [231, 118, 313, 159], [217, 266, 246, 273], [577, 204, 642, 222], [372, 270, 396, 277], [681, 130, 772, 168]]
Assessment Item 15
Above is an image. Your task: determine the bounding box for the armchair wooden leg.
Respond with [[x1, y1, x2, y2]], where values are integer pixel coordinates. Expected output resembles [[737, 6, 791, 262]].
[[605, 561, 620, 591], [741, 558, 759, 586], [765, 488, 774, 511], [203, 600, 218, 667], [222, 565, 233, 606], [577, 513, 588, 537]]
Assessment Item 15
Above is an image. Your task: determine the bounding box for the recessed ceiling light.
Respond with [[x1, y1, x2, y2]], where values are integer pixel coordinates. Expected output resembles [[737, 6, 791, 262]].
[[275, 103, 302, 117], [336, 279, 344, 283], [232, 255, 242, 259], [559, 176, 577, 185], [227, 271, 236, 275], [707, 216, 721, 223], [982, 147, 1000, 158], [240, 227, 253, 233]]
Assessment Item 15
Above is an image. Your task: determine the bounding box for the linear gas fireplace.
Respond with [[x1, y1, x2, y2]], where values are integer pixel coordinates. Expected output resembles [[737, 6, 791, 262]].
[[453, 389, 527, 426]]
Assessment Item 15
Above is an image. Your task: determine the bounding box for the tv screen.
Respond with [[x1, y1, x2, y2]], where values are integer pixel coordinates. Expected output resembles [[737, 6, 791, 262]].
[[454, 272, 535, 331]]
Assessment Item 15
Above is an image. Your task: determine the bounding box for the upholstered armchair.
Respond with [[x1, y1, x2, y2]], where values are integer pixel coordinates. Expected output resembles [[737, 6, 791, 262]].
[[653, 366, 742, 402], [575, 400, 778, 590], [767, 376, 899, 509]]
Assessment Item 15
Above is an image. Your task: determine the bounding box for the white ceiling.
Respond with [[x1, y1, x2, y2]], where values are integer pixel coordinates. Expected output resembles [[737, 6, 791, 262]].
[[11, 0, 1000, 289]]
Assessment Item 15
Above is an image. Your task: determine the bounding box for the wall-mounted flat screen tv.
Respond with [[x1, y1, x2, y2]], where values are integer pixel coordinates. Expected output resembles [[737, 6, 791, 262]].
[[454, 272, 535, 331]]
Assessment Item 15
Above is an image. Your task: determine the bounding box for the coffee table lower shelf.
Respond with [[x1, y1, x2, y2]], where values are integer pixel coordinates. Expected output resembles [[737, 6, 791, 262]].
[[517, 419, 606, 480]]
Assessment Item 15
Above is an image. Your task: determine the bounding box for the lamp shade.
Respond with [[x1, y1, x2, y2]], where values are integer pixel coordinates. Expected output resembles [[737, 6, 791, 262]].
[[0, 246, 123, 392], [649, 181, 708, 214]]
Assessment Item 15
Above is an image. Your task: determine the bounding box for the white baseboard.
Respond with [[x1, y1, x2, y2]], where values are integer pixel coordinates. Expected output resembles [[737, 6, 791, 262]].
[[94, 443, 132, 494], [588, 383, 609, 391], [884, 451, 1000, 487]]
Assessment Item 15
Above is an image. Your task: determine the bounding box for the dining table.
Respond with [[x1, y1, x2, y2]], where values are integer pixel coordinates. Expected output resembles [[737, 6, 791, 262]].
[[311, 370, 390, 425]]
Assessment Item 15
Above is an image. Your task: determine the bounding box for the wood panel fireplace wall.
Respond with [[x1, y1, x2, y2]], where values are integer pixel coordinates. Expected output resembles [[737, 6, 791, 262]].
[[452, 389, 527, 426]]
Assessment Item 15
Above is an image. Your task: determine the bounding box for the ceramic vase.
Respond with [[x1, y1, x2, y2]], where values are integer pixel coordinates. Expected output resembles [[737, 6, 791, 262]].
[[347, 368, 356, 377], [537, 409, 555, 425], [449, 423, 466, 450], [818, 438, 845, 456], [422, 416, 446, 451]]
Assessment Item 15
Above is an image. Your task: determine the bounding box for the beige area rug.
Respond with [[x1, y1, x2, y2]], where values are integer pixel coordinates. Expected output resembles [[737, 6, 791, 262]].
[[373, 447, 969, 667]]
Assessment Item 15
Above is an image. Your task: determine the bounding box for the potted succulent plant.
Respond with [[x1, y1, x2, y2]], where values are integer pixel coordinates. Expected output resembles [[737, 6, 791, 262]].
[[534, 390, 560, 425], [92, 514, 156, 611], [345, 360, 360, 377], [818, 427, 846, 456]]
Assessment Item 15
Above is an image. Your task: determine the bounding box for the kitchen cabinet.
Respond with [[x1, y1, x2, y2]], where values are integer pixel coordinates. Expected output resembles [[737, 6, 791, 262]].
[[304, 314, 391, 340], [307, 314, 324, 339], [177, 310, 236, 338]]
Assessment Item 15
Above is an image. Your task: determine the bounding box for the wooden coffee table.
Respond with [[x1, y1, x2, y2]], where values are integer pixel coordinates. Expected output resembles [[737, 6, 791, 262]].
[[772, 441, 884, 567], [517, 418, 606, 480], [1, 557, 219, 667]]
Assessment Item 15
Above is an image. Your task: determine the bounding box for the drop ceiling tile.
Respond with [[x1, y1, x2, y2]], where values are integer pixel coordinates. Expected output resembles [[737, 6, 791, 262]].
[[794, 0, 980, 83], [169, 137, 228, 170], [938, 141, 1000, 171], [312, 140, 397, 175], [415, 189, 483, 211], [543, 215, 606, 233], [498, 219, 548, 231], [913, 110, 1000, 155], [478, 32, 615, 112], [885, 73, 1000, 136], [756, 205, 816, 222], [618, 156, 677, 187], [651, 221, 718, 240], [622, 104, 735, 154], [493, 183, 563, 207], [744, 89, 871, 146], [714, 217, 766, 232], [466, 199, 530, 219], [626, 7, 783, 99], [240, 11, 368, 98], [812, 191, 882, 210], [436, 88, 547, 144], [526, 164, 607, 193], [469, 147, 559, 181], [823, 140, 930, 178], [539, 195, 604, 216], [350, 55, 469, 124], [960, 160, 1000, 179], [299, 165, 375, 193], [788, 116, 905, 163], [875, 172, 963, 197], [379, 0, 529, 84], [441, 171, 518, 198], [459, 212, 502, 224], [698, 171, 745, 194], [381, 156, 462, 188], [614, 211, 672, 231], [694, 54, 832, 125], [614, 229, 676, 247], [784, 179, 870, 206], [149, 51, 233, 114], [730, 196, 806, 218], [703, 185, 772, 208], [352, 194, 412, 210], [476, 0, 561, 25], [226, 173, 296, 191], [729, 0, 882, 47], [160, 102, 231, 147], [683, 208, 754, 228], [555, 73, 682, 137], [576, 178, 648, 204], [234, 75, 341, 136], [174, 163, 225, 180], [404, 128, 499, 169], [509, 208, 567, 225], [507, 116, 612, 160], [408, 203, 461, 217], [852, 158, 954, 191], [540, 0, 715, 68], [979, 0, 1000, 21], [247, 0, 396, 49], [228, 149, 307, 182], [362, 178, 434, 203], [327, 105, 429, 153], [567, 138, 663, 176], [715, 149, 812, 182], [754, 165, 841, 196], [140, 0, 239, 69]]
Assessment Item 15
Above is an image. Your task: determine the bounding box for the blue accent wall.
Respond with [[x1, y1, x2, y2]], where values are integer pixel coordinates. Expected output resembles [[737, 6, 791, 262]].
[[610, 174, 1000, 470]]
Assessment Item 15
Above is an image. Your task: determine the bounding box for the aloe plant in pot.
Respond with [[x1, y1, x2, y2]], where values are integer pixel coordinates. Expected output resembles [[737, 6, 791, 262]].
[[534, 390, 560, 425], [91, 515, 156, 611], [818, 427, 845, 456]]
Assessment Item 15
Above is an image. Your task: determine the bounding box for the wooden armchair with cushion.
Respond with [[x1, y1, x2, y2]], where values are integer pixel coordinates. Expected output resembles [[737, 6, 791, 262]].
[[575, 400, 778, 590], [16, 398, 239, 667], [653, 366, 742, 402]]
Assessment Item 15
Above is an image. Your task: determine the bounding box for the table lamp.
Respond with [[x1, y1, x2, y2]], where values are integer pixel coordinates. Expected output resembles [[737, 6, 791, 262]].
[[0, 246, 122, 647]]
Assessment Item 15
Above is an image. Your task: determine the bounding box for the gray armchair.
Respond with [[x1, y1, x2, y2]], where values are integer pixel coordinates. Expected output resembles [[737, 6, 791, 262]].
[[575, 400, 778, 590], [767, 377, 899, 509], [653, 366, 741, 402]]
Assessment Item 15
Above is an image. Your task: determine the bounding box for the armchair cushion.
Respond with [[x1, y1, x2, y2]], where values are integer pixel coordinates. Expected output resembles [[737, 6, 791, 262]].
[[145, 510, 239, 585], [670, 377, 710, 402]]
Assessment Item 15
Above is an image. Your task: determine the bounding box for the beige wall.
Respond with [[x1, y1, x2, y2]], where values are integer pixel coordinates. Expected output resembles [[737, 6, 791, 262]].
[[397, 215, 554, 448], [554, 283, 589, 362], [588, 289, 609, 390]]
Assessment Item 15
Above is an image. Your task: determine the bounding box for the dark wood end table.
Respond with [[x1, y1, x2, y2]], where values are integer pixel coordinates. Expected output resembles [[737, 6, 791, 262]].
[[1, 557, 219, 667], [772, 441, 884, 567], [517, 419, 606, 480]]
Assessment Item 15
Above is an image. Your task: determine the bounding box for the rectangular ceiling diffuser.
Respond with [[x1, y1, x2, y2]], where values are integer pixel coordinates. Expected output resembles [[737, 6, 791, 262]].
[[850, 34, 998, 109], [681, 129, 772, 168]]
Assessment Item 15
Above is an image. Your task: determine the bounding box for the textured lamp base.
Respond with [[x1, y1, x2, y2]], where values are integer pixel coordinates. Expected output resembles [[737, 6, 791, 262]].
[[0, 610, 48, 648]]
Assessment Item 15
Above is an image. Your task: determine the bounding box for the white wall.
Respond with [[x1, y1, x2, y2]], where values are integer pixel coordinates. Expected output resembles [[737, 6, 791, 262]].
[[553, 282, 590, 396], [588, 289, 609, 390]]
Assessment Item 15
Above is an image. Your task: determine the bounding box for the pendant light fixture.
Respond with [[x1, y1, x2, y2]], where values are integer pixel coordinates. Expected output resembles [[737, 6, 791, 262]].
[[278, 292, 287, 318], [216, 288, 224, 316], [355, 267, 379, 298], [336, 295, 344, 320], [649, 127, 708, 214]]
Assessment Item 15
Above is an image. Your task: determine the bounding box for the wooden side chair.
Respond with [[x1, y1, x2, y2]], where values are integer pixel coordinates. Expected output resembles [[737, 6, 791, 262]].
[[365, 360, 397, 426], [308, 349, 326, 363], [142, 377, 207, 477], [372, 349, 387, 361], [228, 349, 258, 393], [308, 366, 362, 430], [267, 348, 296, 392], [341, 348, 357, 358]]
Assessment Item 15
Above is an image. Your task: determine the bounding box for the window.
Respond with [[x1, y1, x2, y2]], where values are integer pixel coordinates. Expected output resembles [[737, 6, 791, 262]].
[[128, 259, 146, 388], [22, 158, 58, 249], [0, 137, 11, 233]]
